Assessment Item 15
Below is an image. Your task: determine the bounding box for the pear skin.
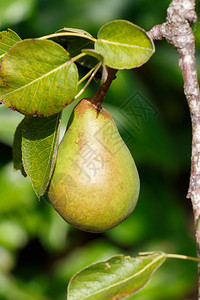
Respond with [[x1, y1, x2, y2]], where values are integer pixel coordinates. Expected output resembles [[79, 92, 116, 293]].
[[48, 98, 140, 233]]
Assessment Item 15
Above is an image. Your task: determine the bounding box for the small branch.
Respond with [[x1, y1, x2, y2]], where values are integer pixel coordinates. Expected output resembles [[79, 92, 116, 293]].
[[148, 0, 200, 297], [90, 67, 118, 110]]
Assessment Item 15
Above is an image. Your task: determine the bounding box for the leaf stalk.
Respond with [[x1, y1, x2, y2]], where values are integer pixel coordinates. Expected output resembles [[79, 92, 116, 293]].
[[74, 62, 102, 100], [38, 32, 96, 42]]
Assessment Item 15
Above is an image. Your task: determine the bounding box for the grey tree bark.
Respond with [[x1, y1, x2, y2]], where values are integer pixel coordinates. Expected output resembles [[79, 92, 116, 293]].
[[148, 0, 200, 297]]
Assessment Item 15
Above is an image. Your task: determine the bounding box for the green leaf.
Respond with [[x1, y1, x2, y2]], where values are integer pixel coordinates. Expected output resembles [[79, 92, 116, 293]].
[[0, 39, 78, 116], [67, 252, 166, 300], [12, 118, 27, 177], [0, 29, 21, 61], [22, 113, 61, 197], [57, 27, 94, 40], [95, 20, 155, 70], [81, 49, 103, 62]]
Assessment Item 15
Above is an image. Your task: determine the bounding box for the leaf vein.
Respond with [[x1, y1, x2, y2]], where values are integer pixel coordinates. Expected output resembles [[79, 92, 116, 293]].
[[98, 39, 152, 52], [77, 254, 165, 299], [2, 59, 72, 98]]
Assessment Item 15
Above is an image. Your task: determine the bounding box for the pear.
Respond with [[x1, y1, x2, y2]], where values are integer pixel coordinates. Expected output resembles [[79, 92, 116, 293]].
[[48, 98, 140, 233]]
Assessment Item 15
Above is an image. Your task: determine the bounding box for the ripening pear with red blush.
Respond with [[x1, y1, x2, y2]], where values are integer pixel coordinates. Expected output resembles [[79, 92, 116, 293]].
[[48, 98, 140, 233]]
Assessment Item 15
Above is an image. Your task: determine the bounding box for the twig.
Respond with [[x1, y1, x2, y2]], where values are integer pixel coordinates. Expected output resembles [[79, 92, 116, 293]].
[[90, 67, 117, 110], [148, 0, 200, 297]]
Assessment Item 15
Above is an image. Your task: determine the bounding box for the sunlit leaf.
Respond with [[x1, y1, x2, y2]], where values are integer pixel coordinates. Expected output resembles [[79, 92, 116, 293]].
[[95, 20, 155, 69], [57, 27, 94, 39], [67, 252, 166, 300], [22, 113, 61, 197], [0, 29, 21, 61], [0, 39, 78, 116]]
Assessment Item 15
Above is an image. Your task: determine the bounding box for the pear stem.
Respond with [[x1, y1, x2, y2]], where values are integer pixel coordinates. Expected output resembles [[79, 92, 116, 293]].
[[90, 67, 118, 110]]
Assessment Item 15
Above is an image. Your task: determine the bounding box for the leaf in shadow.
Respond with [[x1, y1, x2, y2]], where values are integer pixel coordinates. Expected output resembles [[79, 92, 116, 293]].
[[22, 113, 62, 197]]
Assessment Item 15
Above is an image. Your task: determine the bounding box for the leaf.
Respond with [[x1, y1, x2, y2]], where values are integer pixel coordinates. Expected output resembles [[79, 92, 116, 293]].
[[57, 27, 94, 39], [81, 49, 103, 62], [0, 29, 21, 61], [101, 62, 108, 84], [67, 251, 166, 300], [95, 20, 155, 70], [22, 113, 61, 197], [0, 39, 78, 116], [12, 118, 27, 177]]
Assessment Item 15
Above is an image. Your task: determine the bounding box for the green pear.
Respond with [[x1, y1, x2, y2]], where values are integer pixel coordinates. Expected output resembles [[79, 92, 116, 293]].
[[48, 98, 140, 233]]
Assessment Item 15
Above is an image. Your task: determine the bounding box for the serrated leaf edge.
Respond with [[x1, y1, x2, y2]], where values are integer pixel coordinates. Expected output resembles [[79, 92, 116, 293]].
[[22, 113, 61, 198], [38, 114, 61, 196]]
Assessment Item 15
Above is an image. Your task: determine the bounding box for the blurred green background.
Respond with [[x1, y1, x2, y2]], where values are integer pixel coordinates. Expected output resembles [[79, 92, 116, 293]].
[[0, 0, 200, 299]]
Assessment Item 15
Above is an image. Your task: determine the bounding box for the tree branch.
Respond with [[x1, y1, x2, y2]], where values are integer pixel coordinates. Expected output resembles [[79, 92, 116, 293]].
[[148, 0, 200, 297]]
